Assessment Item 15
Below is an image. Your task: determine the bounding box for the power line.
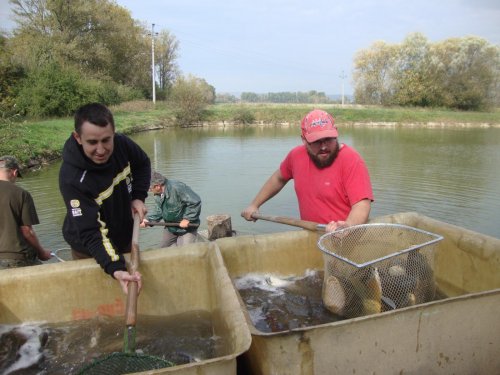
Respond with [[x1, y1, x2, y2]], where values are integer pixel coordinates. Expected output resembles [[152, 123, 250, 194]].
[[151, 22, 338, 80]]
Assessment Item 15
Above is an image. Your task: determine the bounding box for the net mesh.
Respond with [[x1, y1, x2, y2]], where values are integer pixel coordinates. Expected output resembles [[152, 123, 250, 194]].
[[77, 352, 174, 374], [317, 223, 442, 319]]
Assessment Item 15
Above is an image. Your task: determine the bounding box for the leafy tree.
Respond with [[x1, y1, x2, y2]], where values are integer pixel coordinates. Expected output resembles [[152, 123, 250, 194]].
[[7, 0, 153, 101], [0, 32, 25, 116], [170, 75, 215, 125], [241, 92, 260, 103], [10, 0, 149, 86], [240, 91, 330, 104], [200, 78, 216, 104], [15, 62, 143, 117], [392, 33, 434, 107], [353, 41, 398, 105], [216, 93, 238, 103], [232, 106, 255, 124], [430, 37, 500, 110], [4, 0, 184, 115], [16, 63, 92, 117], [306, 90, 330, 103], [353, 33, 500, 110]]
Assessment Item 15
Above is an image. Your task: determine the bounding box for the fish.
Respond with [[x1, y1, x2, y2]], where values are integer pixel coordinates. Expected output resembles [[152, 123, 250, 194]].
[[362, 299, 382, 315], [377, 250, 435, 310], [351, 266, 382, 316], [388, 264, 406, 277], [381, 295, 397, 310], [379, 258, 417, 309], [265, 275, 293, 288], [322, 275, 347, 316], [323, 266, 382, 318], [407, 250, 435, 304]]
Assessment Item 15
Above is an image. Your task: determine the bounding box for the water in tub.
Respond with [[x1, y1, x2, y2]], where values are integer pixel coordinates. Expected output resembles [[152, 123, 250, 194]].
[[0, 310, 227, 374]]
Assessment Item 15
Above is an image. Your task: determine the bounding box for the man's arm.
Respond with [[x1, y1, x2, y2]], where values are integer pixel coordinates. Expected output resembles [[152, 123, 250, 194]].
[[241, 169, 288, 221], [180, 184, 202, 224], [131, 199, 147, 222], [325, 199, 372, 232], [345, 199, 371, 225], [124, 135, 151, 204], [20, 225, 52, 261], [145, 194, 163, 224]]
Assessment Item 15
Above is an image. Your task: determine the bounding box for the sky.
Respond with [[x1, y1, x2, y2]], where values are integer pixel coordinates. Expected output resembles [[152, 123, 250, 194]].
[[1, 0, 499, 95]]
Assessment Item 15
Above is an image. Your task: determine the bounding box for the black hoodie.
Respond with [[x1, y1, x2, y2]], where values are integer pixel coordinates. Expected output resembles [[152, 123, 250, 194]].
[[59, 133, 151, 276]]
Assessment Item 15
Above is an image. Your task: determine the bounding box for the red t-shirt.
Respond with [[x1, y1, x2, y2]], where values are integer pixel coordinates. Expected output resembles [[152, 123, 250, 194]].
[[280, 144, 373, 223]]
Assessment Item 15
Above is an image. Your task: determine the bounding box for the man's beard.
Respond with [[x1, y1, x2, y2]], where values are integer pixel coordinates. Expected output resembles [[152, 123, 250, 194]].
[[308, 142, 340, 169]]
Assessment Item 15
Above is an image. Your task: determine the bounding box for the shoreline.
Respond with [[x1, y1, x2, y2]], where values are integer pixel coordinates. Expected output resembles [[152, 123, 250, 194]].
[[19, 120, 500, 173], [141, 120, 500, 130]]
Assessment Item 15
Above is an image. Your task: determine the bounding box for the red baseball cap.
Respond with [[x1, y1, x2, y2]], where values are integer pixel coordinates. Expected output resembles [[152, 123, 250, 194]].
[[301, 109, 338, 143]]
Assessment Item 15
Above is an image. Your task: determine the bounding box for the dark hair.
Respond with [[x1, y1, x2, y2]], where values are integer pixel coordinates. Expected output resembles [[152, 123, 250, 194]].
[[74, 103, 115, 134]]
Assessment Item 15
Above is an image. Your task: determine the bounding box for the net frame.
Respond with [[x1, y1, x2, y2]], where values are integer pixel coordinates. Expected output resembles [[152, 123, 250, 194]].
[[317, 223, 443, 318], [318, 223, 443, 268]]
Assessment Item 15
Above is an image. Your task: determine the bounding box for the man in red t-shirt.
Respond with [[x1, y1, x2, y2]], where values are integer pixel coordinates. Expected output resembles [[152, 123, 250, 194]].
[[241, 109, 373, 232]]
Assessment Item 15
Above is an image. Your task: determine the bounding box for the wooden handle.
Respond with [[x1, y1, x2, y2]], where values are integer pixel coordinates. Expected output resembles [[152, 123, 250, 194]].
[[145, 221, 199, 228], [251, 213, 326, 232], [125, 213, 141, 326]]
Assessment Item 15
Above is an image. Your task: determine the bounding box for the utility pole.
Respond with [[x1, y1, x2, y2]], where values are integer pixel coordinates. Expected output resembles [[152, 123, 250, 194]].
[[340, 70, 347, 106], [151, 23, 158, 104]]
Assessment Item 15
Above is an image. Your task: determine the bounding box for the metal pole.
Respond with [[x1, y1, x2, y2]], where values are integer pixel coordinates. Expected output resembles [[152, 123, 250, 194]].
[[151, 23, 156, 104], [340, 70, 347, 106]]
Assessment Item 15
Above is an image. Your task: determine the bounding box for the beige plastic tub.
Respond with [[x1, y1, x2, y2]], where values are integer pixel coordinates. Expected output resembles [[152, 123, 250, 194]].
[[215, 212, 500, 375], [0, 242, 251, 374]]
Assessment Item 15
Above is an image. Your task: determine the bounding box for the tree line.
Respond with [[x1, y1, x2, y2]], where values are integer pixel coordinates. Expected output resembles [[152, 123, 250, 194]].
[[240, 91, 333, 104], [353, 33, 500, 110], [1, 1, 498, 123]]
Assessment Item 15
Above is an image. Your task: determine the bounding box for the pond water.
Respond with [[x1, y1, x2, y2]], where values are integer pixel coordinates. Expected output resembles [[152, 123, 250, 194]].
[[17, 124, 500, 253]]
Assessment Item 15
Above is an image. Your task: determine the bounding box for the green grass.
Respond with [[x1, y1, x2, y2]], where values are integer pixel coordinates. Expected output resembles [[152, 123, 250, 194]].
[[1, 102, 499, 168], [206, 103, 500, 124]]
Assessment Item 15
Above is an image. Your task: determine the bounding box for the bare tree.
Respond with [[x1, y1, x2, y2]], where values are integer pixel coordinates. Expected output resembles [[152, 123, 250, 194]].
[[154, 30, 179, 97]]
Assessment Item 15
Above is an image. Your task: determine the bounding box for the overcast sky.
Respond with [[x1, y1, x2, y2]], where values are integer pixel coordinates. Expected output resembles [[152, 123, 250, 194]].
[[1, 0, 499, 95]]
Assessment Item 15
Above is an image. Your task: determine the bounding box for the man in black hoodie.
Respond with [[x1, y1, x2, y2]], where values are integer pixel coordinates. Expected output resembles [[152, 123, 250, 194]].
[[59, 103, 151, 295]]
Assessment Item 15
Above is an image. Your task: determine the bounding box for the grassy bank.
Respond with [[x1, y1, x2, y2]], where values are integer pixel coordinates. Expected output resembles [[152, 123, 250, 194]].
[[207, 103, 500, 124], [1, 101, 499, 169]]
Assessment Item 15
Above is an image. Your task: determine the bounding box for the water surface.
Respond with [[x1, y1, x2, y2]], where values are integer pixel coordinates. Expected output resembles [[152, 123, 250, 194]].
[[0, 311, 224, 374], [17, 124, 500, 253]]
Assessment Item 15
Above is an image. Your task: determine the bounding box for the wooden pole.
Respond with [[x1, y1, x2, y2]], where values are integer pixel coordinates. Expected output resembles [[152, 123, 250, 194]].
[[251, 213, 326, 232]]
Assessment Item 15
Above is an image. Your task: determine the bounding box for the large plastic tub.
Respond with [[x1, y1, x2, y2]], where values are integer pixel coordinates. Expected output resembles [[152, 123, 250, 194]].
[[0, 242, 251, 374], [215, 212, 500, 375]]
